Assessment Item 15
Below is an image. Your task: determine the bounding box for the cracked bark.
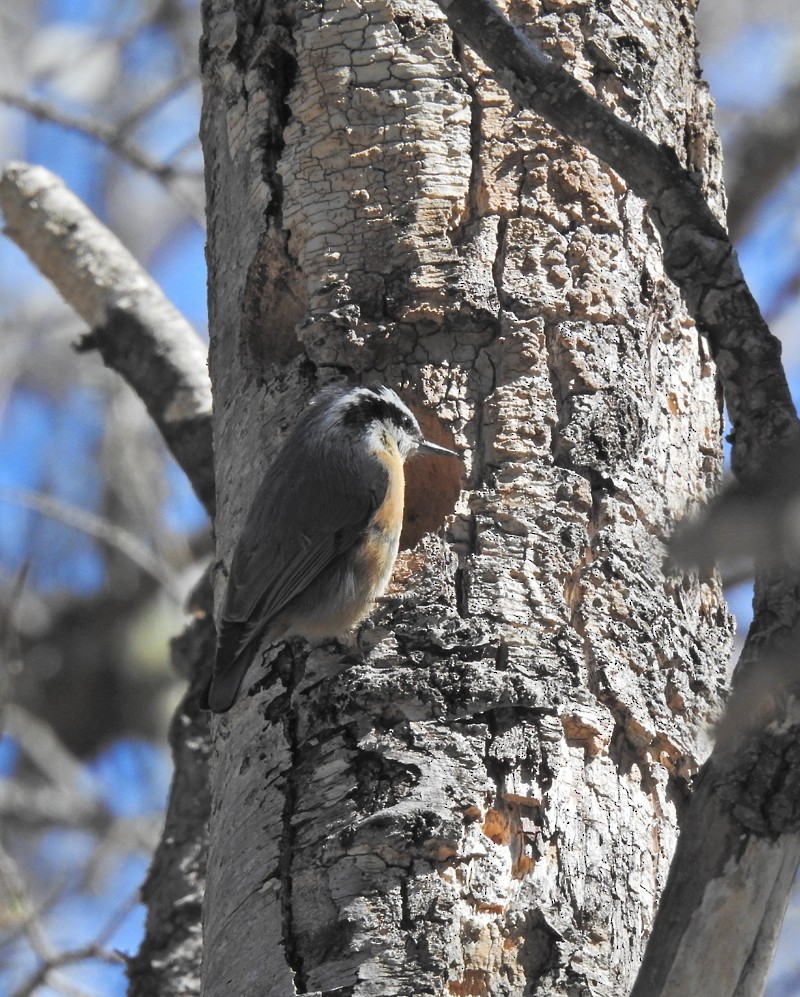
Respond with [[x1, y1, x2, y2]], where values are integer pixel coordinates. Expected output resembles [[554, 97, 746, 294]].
[[426, 4, 800, 994], [200, 1, 734, 995]]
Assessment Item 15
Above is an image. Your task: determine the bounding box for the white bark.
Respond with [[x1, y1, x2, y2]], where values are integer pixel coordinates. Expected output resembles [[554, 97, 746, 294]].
[[660, 834, 800, 997]]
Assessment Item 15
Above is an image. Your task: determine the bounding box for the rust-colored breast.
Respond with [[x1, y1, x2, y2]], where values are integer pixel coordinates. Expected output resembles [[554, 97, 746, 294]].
[[357, 432, 405, 597]]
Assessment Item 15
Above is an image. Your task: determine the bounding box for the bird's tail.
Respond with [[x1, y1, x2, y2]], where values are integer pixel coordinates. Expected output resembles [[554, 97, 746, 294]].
[[200, 655, 253, 712], [201, 620, 265, 712]]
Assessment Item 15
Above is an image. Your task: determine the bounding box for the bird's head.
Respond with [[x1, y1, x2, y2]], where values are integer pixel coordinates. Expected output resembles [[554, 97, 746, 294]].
[[321, 383, 458, 461]]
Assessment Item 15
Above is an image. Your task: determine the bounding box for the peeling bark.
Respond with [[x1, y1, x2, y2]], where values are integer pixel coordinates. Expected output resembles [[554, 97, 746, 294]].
[[200, 1, 733, 995]]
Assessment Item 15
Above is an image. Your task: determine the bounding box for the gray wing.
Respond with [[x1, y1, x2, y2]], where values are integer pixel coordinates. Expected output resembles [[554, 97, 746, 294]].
[[205, 445, 388, 711], [223, 452, 387, 626]]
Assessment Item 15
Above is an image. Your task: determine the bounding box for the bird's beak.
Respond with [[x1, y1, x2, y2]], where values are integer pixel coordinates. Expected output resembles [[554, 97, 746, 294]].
[[417, 438, 459, 458]]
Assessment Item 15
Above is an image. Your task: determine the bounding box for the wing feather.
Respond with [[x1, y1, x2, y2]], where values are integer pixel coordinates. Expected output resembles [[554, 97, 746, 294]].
[[205, 441, 389, 711], [222, 455, 385, 626]]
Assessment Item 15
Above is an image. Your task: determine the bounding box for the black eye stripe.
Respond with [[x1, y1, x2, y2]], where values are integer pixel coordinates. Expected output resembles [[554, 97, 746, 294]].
[[343, 389, 416, 432]]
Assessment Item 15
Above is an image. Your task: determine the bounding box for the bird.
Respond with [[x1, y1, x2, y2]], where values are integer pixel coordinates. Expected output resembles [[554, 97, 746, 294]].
[[203, 383, 459, 712]]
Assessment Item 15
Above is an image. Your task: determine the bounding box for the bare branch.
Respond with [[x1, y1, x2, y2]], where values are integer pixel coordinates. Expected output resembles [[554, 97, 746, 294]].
[[0, 778, 107, 829], [0, 90, 205, 224], [0, 486, 183, 600], [0, 705, 107, 829], [2, 704, 86, 790], [115, 70, 198, 133], [0, 563, 29, 688], [0, 163, 215, 516], [10, 937, 128, 997]]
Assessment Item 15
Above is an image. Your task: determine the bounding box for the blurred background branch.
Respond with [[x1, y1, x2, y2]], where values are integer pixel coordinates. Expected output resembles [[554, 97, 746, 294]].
[[724, 77, 800, 242], [0, 0, 209, 991], [0, 88, 205, 222], [0, 163, 214, 513]]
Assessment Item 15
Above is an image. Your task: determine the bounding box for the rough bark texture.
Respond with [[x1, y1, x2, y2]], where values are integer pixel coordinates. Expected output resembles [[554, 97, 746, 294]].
[[428, 5, 800, 993], [200, 1, 732, 995], [128, 614, 215, 997], [435, 0, 799, 486]]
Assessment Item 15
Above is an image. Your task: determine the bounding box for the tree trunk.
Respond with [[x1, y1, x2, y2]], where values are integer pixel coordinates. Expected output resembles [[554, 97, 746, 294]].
[[199, 0, 732, 994]]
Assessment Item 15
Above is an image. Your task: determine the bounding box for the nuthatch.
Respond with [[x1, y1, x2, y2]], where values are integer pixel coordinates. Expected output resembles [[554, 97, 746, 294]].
[[204, 383, 459, 712]]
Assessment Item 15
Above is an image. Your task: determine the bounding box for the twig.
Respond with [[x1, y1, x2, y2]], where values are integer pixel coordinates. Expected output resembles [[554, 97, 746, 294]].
[[10, 939, 126, 997], [2, 704, 87, 791], [0, 562, 29, 695], [0, 486, 183, 601], [115, 70, 198, 133], [0, 90, 205, 224]]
